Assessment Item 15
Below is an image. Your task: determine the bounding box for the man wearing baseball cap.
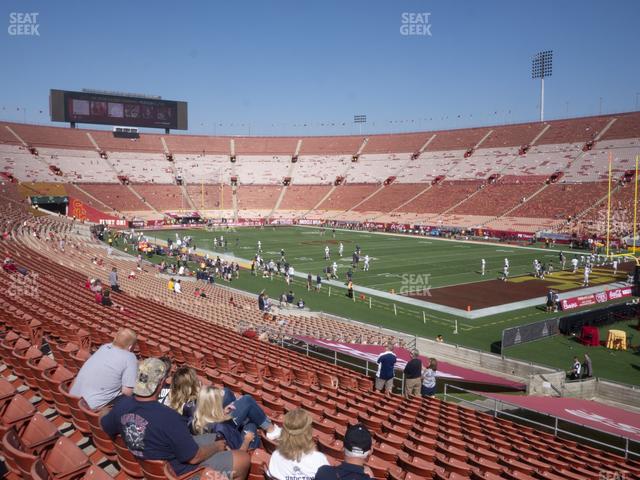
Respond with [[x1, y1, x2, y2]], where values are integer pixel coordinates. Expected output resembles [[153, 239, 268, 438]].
[[101, 357, 250, 479], [314, 423, 374, 480]]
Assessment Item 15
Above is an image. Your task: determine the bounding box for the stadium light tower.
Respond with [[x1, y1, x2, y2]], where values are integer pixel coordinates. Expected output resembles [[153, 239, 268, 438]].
[[532, 50, 553, 122], [354, 114, 367, 134]]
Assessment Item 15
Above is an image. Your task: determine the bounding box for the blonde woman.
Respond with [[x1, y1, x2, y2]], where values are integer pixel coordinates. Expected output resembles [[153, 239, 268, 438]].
[[164, 366, 200, 420], [192, 386, 280, 450], [267, 408, 329, 480], [421, 358, 438, 397]]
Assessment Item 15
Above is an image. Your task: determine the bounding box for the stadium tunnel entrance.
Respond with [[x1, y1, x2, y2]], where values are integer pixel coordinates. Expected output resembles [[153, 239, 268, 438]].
[[30, 195, 68, 215]]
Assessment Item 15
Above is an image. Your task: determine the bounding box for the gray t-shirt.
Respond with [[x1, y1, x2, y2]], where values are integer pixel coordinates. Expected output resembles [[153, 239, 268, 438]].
[[70, 343, 138, 409]]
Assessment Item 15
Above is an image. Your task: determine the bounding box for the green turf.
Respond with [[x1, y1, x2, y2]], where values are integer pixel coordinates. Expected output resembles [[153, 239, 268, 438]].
[[123, 226, 639, 385], [147, 226, 585, 291]]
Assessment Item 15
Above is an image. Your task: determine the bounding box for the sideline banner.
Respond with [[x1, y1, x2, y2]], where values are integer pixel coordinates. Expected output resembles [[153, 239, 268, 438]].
[[561, 287, 632, 311]]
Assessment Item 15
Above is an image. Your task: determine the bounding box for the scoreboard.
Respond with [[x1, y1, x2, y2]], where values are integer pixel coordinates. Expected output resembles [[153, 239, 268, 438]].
[[50, 89, 188, 130]]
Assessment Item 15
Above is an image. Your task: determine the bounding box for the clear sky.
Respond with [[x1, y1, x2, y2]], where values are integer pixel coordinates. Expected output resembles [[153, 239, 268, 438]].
[[0, 0, 638, 136]]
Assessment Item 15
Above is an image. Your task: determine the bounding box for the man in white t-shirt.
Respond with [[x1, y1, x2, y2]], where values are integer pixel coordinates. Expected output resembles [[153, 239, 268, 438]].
[[70, 328, 138, 409]]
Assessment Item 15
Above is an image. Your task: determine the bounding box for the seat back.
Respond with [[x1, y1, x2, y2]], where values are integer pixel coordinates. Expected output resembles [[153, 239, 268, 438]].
[[41, 436, 91, 479], [69, 349, 91, 373], [58, 380, 91, 434], [78, 400, 116, 459], [12, 344, 43, 380], [24, 355, 57, 390], [0, 394, 36, 436], [113, 435, 145, 478], [0, 377, 17, 408], [81, 465, 113, 479], [20, 413, 59, 451], [138, 459, 168, 480], [5, 337, 31, 370], [0, 331, 21, 360], [30, 458, 51, 480], [164, 463, 219, 480], [2, 428, 38, 478], [42, 366, 74, 417]]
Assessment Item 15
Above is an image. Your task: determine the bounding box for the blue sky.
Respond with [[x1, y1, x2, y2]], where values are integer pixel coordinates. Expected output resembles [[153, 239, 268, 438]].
[[0, 0, 638, 136]]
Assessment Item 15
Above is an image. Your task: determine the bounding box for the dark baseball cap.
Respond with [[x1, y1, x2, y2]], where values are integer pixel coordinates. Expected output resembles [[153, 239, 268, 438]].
[[344, 423, 372, 455]]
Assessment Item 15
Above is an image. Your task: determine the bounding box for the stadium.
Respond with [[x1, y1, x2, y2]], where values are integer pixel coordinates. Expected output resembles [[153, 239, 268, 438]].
[[0, 1, 639, 479]]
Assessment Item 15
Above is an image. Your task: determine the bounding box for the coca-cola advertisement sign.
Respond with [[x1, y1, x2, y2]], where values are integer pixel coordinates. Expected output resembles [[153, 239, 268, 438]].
[[607, 287, 632, 300], [561, 288, 633, 311]]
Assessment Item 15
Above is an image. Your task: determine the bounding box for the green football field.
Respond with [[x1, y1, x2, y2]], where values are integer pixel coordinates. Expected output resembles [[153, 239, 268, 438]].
[[147, 226, 567, 291], [134, 226, 640, 385]]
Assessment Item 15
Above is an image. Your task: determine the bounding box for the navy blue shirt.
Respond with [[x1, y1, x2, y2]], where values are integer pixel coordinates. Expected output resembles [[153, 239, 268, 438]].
[[376, 351, 397, 380], [101, 396, 199, 475], [315, 462, 372, 480]]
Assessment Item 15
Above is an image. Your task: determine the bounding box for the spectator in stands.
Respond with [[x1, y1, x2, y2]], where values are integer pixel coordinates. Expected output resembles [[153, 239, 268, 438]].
[[568, 356, 581, 380], [421, 358, 438, 397], [582, 353, 593, 378], [403, 349, 423, 398], [258, 290, 266, 311], [101, 288, 113, 307], [436, 334, 444, 343], [314, 423, 374, 480], [174, 279, 182, 294], [110, 267, 120, 292], [297, 298, 305, 309], [191, 386, 281, 451], [2, 257, 17, 273], [164, 366, 200, 421], [101, 357, 250, 479], [168, 278, 175, 292], [242, 328, 258, 339], [89, 278, 102, 293], [264, 294, 272, 313], [375, 342, 396, 395], [70, 328, 138, 409], [286, 290, 295, 304], [268, 409, 328, 480]]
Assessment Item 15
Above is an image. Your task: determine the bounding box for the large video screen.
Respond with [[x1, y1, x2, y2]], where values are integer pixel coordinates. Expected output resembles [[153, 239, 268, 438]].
[[50, 89, 188, 130]]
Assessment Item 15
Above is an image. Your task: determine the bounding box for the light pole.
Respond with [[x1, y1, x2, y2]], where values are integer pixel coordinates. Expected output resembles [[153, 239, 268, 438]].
[[532, 50, 553, 122], [354, 115, 367, 135]]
